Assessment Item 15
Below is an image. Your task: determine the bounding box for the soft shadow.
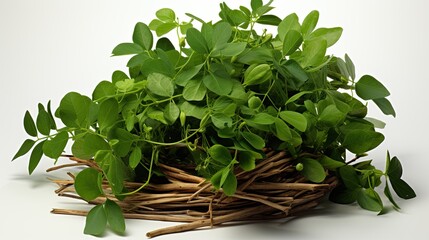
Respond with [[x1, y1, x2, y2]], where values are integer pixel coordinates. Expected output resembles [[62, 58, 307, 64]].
[[11, 173, 53, 188]]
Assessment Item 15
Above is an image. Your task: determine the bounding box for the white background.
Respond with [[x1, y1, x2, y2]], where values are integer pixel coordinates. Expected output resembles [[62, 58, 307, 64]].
[[1, 0, 428, 239]]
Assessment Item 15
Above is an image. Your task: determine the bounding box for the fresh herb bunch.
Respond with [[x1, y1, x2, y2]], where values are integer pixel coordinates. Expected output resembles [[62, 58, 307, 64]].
[[13, 0, 415, 236]]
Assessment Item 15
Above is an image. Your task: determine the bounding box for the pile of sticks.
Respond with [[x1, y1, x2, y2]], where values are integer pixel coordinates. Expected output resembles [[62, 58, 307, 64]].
[[49, 150, 337, 238]]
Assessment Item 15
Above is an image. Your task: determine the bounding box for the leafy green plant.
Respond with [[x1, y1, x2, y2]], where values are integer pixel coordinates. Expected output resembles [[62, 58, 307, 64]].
[[13, 0, 415, 236]]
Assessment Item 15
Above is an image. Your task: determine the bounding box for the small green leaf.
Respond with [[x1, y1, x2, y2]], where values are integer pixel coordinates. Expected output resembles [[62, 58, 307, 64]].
[[156, 8, 176, 22], [108, 156, 126, 194], [28, 141, 45, 175], [355, 75, 390, 100], [318, 105, 345, 127], [72, 134, 110, 160], [222, 170, 237, 196], [212, 42, 247, 57], [329, 187, 358, 204], [390, 178, 416, 199], [112, 43, 144, 56], [211, 113, 232, 129], [250, 0, 263, 11], [339, 165, 361, 189], [24, 111, 37, 137], [273, 118, 292, 141], [105, 199, 126, 234], [112, 70, 129, 84], [301, 158, 326, 183], [285, 91, 312, 105], [256, 15, 281, 26], [238, 151, 256, 171], [183, 79, 207, 101], [147, 73, 174, 97], [203, 72, 233, 96], [209, 144, 232, 165], [320, 156, 345, 170], [345, 54, 356, 80], [279, 111, 308, 132], [36, 104, 51, 136], [387, 156, 402, 179], [98, 98, 119, 131], [133, 22, 153, 50], [84, 205, 107, 236], [43, 131, 69, 159], [129, 146, 142, 169], [301, 39, 327, 68], [241, 131, 265, 149], [211, 169, 224, 189], [92, 81, 115, 101], [357, 188, 383, 212], [307, 27, 343, 47], [250, 113, 275, 125], [301, 10, 319, 37], [175, 63, 204, 87], [278, 13, 301, 41], [164, 101, 180, 124], [179, 101, 207, 119], [283, 30, 303, 56], [155, 22, 177, 37], [12, 139, 36, 161], [384, 182, 400, 209], [57, 92, 92, 128], [186, 28, 209, 54], [373, 98, 396, 117], [75, 168, 103, 201], [212, 22, 232, 48], [46, 101, 57, 130], [342, 130, 385, 154]]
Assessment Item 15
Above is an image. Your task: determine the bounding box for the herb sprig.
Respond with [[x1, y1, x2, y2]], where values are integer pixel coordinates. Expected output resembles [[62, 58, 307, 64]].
[[13, 0, 415, 236]]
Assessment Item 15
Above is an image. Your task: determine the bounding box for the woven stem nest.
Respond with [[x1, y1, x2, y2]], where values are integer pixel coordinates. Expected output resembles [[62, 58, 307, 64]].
[[48, 150, 337, 238]]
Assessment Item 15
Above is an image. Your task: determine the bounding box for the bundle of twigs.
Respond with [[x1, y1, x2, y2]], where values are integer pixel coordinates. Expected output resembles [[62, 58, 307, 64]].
[[48, 150, 337, 238]]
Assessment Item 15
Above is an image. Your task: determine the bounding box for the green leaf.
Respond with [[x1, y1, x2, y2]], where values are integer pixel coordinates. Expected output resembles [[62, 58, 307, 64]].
[[212, 42, 247, 57], [28, 141, 45, 175], [57, 92, 92, 128], [256, 15, 281, 26], [279, 111, 307, 132], [357, 188, 383, 212], [112, 43, 144, 56], [212, 22, 232, 48], [183, 79, 207, 101], [384, 183, 400, 209], [320, 156, 345, 170], [274, 118, 292, 141], [46, 101, 57, 130], [301, 158, 326, 183], [222, 170, 237, 196], [365, 117, 386, 129], [105, 199, 126, 234], [251, 0, 263, 11], [43, 131, 68, 159], [211, 113, 232, 129], [156, 8, 176, 22], [133, 22, 153, 50], [301, 10, 319, 37], [112, 70, 129, 84], [98, 98, 119, 131], [318, 105, 345, 127], [12, 139, 36, 161], [24, 111, 37, 137], [211, 169, 224, 189], [84, 205, 107, 236], [387, 156, 402, 179], [92, 81, 115, 101], [129, 146, 142, 169], [36, 104, 51, 136], [278, 13, 301, 41], [154, 22, 177, 37], [175, 63, 204, 87], [164, 101, 180, 124], [250, 113, 276, 125], [283, 30, 303, 56], [390, 178, 416, 199], [241, 131, 265, 149], [72, 134, 110, 160], [342, 130, 385, 154], [307, 27, 343, 47], [285, 91, 312, 105], [345, 54, 355, 80], [339, 165, 361, 189], [203, 72, 233, 96], [355, 75, 390, 100], [186, 28, 209, 54], [75, 168, 103, 201], [301, 39, 327, 68], [373, 98, 396, 117], [329, 187, 358, 204], [284, 59, 309, 86], [179, 102, 207, 119], [238, 151, 256, 171], [108, 156, 126, 194], [147, 73, 174, 97], [209, 144, 232, 165]]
